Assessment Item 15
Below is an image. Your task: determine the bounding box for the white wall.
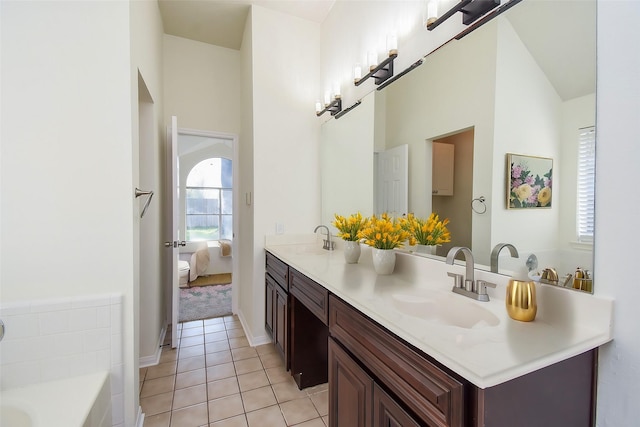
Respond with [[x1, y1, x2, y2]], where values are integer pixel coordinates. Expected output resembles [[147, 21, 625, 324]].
[[0, 1, 145, 425], [595, 1, 640, 425], [242, 5, 321, 344], [131, 0, 166, 375], [163, 35, 242, 133]]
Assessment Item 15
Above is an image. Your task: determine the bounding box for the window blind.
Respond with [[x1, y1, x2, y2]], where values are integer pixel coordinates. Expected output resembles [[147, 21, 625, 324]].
[[577, 126, 596, 242]]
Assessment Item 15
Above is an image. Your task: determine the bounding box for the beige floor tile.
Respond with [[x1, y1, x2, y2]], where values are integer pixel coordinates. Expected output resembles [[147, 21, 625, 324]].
[[322, 415, 328, 426], [310, 390, 328, 417], [291, 418, 325, 427], [229, 337, 249, 349], [180, 335, 205, 348], [305, 383, 328, 395], [140, 367, 148, 381], [206, 362, 236, 381], [177, 355, 206, 373], [179, 344, 205, 359], [226, 328, 246, 338], [142, 411, 171, 427], [245, 405, 287, 427], [140, 391, 173, 417], [181, 326, 204, 337], [208, 376, 240, 400], [140, 375, 176, 398], [175, 368, 206, 390], [241, 385, 277, 412], [234, 357, 263, 375], [145, 361, 177, 380], [255, 343, 277, 355], [231, 346, 258, 361], [159, 348, 179, 363], [208, 394, 245, 423], [206, 340, 231, 354], [204, 317, 225, 326], [225, 319, 242, 329], [173, 383, 207, 410], [259, 352, 285, 369], [205, 323, 227, 333], [237, 370, 270, 392], [279, 397, 320, 426], [206, 350, 233, 367], [265, 365, 291, 385], [181, 320, 203, 328], [206, 331, 229, 343], [272, 377, 307, 403], [170, 402, 209, 427], [209, 414, 248, 427]]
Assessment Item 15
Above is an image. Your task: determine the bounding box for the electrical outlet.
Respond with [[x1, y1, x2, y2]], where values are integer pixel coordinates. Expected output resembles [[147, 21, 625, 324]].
[[276, 223, 284, 235]]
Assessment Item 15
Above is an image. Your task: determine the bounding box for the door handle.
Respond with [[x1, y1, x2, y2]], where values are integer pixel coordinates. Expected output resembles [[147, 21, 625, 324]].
[[164, 241, 186, 248], [135, 188, 154, 218]]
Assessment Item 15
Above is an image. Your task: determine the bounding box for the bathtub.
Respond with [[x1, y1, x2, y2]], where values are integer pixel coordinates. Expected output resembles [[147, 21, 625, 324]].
[[0, 371, 111, 427]]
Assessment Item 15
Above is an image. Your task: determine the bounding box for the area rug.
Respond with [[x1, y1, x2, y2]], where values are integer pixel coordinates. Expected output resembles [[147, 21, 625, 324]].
[[189, 273, 232, 287], [179, 283, 232, 322]]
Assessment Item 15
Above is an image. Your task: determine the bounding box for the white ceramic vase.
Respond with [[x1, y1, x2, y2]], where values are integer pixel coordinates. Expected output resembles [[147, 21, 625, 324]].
[[414, 244, 436, 255], [343, 241, 361, 264], [372, 248, 396, 275]]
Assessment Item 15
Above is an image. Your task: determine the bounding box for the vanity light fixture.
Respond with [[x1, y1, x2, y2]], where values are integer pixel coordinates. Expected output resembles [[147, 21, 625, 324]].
[[316, 95, 342, 117], [426, 0, 501, 31], [335, 99, 362, 120], [355, 48, 398, 87], [424, 0, 439, 27]]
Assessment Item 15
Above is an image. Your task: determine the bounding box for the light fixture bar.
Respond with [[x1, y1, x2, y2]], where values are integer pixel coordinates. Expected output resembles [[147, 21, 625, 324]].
[[376, 58, 424, 91], [316, 97, 342, 117], [455, 0, 522, 40], [427, 0, 502, 31], [335, 100, 362, 120], [354, 52, 398, 86]]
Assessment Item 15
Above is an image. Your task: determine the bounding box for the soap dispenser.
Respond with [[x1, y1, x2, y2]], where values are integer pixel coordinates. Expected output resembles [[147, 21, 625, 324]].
[[505, 266, 537, 322]]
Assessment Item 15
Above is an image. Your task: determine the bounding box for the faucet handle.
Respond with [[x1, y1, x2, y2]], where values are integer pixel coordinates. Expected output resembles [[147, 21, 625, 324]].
[[447, 272, 464, 289], [476, 279, 496, 295]]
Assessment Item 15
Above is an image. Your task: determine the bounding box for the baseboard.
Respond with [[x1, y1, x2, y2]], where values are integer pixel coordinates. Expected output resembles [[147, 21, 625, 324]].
[[136, 406, 145, 427], [139, 325, 167, 368], [236, 309, 271, 347]]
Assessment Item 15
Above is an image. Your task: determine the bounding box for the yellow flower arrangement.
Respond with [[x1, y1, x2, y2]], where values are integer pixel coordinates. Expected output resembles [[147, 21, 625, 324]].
[[332, 212, 369, 241], [357, 213, 411, 250], [402, 213, 451, 246]]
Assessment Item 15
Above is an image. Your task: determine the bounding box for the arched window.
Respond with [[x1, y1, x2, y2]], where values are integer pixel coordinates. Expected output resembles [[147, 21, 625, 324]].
[[185, 158, 232, 241]]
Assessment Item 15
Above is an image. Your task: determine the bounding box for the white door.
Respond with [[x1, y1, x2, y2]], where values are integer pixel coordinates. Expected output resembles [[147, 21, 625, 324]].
[[165, 116, 183, 348], [376, 144, 408, 216]]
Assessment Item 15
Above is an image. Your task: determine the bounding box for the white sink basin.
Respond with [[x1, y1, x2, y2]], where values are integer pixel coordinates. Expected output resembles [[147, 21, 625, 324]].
[[392, 291, 500, 329]]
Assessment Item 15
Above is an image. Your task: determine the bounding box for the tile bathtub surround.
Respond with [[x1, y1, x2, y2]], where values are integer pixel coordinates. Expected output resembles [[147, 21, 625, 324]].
[[141, 315, 329, 427], [0, 293, 124, 426]]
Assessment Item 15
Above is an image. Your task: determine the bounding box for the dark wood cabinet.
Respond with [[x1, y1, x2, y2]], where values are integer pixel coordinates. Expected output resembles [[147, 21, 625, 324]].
[[265, 252, 290, 370], [329, 337, 373, 427], [289, 267, 329, 389], [373, 384, 421, 427]]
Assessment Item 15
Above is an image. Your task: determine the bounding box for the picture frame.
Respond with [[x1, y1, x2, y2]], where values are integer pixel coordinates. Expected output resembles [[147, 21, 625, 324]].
[[507, 153, 553, 209]]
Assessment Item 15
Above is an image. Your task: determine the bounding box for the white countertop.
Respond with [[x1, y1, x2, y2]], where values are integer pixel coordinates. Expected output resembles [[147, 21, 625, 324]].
[[265, 236, 613, 389]]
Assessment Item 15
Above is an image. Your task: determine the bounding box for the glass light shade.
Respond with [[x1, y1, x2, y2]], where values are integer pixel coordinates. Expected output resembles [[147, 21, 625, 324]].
[[354, 64, 362, 81], [425, 0, 439, 27], [387, 34, 398, 56], [368, 51, 378, 71]]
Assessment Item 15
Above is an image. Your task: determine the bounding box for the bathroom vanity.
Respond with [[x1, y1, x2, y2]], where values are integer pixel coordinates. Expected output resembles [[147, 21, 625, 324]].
[[264, 239, 612, 427]]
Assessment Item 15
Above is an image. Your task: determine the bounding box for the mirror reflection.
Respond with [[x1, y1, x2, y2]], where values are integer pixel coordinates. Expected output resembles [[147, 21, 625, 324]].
[[321, 0, 595, 291]]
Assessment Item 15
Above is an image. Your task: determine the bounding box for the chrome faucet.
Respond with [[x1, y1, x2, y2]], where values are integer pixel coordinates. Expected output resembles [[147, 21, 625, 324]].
[[446, 246, 496, 302], [314, 225, 335, 250], [490, 243, 519, 273]]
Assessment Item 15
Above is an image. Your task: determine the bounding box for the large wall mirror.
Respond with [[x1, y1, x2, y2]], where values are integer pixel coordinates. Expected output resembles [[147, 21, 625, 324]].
[[321, 0, 596, 291]]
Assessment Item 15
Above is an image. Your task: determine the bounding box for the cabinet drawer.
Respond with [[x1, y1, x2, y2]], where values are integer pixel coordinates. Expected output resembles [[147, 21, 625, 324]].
[[289, 268, 329, 325], [329, 295, 464, 427], [266, 251, 288, 290]]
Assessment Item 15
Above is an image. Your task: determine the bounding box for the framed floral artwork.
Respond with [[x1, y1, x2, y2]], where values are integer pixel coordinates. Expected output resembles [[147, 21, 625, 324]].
[[507, 153, 553, 209]]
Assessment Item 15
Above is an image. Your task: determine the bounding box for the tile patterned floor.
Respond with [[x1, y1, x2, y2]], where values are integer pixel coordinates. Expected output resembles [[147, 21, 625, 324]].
[[140, 315, 329, 427]]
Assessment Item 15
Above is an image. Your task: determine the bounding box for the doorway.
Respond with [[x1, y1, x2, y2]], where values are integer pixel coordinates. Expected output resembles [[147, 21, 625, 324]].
[[431, 129, 474, 256], [176, 129, 238, 323]]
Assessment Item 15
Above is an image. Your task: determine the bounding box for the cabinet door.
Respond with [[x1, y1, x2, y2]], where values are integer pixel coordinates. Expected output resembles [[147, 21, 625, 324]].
[[275, 284, 289, 369], [329, 338, 373, 427], [373, 384, 421, 427], [265, 274, 275, 338], [432, 142, 454, 196]]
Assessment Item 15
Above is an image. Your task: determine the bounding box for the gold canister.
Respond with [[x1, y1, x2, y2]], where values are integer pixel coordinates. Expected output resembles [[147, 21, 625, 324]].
[[506, 279, 537, 322]]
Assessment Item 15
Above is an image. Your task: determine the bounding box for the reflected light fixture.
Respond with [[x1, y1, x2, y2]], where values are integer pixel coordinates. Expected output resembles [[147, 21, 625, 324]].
[[355, 40, 398, 87], [316, 89, 342, 117], [425, 0, 439, 27], [426, 0, 501, 31]]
